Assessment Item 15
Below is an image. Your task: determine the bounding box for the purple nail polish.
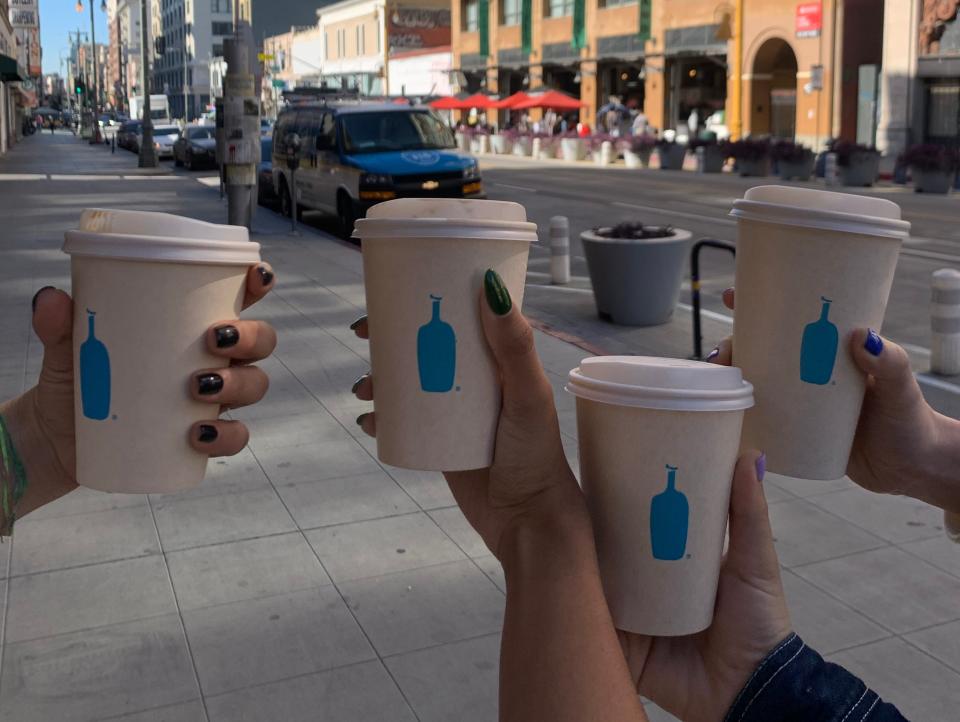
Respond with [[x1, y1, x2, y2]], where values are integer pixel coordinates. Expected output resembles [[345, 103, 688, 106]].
[[706, 347, 720, 362], [755, 453, 766, 482], [864, 329, 884, 357]]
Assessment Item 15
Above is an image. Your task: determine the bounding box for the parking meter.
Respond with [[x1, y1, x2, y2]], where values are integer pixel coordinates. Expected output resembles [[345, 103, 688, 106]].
[[286, 133, 302, 232]]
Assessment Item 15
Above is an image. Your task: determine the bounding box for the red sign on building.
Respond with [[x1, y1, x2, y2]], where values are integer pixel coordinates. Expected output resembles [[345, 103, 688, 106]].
[[796, 2, 822, 38]]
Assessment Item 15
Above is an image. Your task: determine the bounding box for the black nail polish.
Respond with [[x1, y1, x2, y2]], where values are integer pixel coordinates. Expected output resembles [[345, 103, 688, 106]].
[[351, 374, 366, 394], [257, 266, 274, 286], [349, 315, 367, 331], [483, 269, 512, 316], [864, 328, 884, 357], [31, 286, 55, 312], [197, 373, 224, 395], [214, 325, 239, 348], [356, 413, 368, 427], [197, 424, 218, 443]]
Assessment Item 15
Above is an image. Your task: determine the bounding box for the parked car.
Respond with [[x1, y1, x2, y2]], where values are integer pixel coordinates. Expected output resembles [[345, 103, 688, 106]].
[[151, 125, 181, 159], [117, 120, 142, 151], [257, 137, 276, 206], [271, 103, 482, 236], [173, 125, 216, 169]]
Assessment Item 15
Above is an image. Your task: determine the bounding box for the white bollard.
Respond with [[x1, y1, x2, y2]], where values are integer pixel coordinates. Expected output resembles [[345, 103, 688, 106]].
[[931, 269, 960, 376], [550, 216, 570, 285]]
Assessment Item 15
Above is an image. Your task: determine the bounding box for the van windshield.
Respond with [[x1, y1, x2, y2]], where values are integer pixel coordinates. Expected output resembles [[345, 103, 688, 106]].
[[340, 111, 455, 154]]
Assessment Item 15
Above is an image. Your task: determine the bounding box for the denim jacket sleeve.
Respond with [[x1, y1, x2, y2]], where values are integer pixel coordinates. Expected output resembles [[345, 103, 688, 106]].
[[722, 633, 909, 722]]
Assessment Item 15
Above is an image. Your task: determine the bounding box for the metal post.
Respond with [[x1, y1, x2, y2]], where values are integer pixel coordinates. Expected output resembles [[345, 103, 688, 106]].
[[223, 31, 258, 228], [931, 268, 960, 376], [137, 0, 157, 167], [290, 166, 298, 233], [549, 216, 570, 284], [689, 239, 736, 359], [89, 0, 102, 144]]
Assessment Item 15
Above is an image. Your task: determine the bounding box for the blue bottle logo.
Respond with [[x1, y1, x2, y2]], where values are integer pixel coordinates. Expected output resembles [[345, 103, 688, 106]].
[[80, 309, 111, 420], [650, 465, 689, 561], [800, 296, 839, 386], [417, 294, 456, 393]]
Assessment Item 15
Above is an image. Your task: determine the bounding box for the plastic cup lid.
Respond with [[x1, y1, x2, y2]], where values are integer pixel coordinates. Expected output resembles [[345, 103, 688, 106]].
[[355, 198, 538, 243], [566, 356, 754, 412], [63, 208, 261, 266], [729, 185, 910, 240]]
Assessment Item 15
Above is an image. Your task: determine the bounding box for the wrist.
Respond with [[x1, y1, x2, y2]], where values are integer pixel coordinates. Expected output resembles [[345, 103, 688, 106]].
[[928, 413, 960, 514]]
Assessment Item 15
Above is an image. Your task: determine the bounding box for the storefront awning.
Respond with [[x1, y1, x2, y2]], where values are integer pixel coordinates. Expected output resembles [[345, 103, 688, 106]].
[[0, 54, 24, 82]]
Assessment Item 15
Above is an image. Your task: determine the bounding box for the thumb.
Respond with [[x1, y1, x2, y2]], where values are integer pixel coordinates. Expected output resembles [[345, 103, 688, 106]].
[[849, 329, 922, 413], [33, 287, 74, 385], [725, 451, 782, 586], [479, 269, 554, 417]]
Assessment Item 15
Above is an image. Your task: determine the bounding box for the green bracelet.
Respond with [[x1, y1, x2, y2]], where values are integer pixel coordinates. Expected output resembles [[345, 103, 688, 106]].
[[0, 414, 27, 537]]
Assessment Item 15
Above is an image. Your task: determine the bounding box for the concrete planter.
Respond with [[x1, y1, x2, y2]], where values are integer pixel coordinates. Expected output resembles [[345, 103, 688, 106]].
[[512, 136, 533, 156], [840, 152, 880, 187], [593, 141, 615, 166], [778, 155, 815, 181], [581, 227, 694, 326], [737, 156, 771, 177], [455, 132, 470, 152], [657, 143, 686, 170], [489, 134, 513, 155], [537, 139, 557, 160], [696, 145, 726, 173], [561, 137, 587, 161], [912, 168, 953, 194]]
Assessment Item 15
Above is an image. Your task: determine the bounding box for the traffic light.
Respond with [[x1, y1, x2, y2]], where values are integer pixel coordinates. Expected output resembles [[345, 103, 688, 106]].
[[75, 77, 85, 95]]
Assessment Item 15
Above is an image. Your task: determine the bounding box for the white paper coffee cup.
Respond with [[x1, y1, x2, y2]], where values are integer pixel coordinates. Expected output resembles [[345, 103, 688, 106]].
[[63, 209, 262, 493], [730, 186, 910, 480], [355, 199, 537, 471], [567, 356, 754, 636]]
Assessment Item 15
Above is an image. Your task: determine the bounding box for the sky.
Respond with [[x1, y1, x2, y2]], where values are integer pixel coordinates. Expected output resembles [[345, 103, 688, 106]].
[[40, 0, 110, 75]]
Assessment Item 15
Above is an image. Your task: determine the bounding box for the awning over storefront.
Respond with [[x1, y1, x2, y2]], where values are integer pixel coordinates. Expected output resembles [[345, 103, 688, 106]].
[[0, 54, 24, 82]]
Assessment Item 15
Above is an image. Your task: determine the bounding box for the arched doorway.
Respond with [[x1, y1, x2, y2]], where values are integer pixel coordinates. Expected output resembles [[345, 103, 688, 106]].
[[750, 38, 798, 139]]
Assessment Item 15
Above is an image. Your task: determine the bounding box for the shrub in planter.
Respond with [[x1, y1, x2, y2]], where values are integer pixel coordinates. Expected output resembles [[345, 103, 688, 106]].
[[581, 223, 693, 326], [689, 137, 726, 173], [725, 137, 771, 177], [489, 132, 513, 155], [902, 144, 958, 194], [621, 135, 656, 168], [656, 139, 687, 170], [505, 129, 533, 156], [533, 132, 558, 160], [559, 131, 587, 161], [830, 140, 880, 187], [771, 140, 815, 181], [589, 133, 617, 166]]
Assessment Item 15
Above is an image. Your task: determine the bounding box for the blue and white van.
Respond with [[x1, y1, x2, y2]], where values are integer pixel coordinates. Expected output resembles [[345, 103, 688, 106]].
[[272, 102, 483, 235]]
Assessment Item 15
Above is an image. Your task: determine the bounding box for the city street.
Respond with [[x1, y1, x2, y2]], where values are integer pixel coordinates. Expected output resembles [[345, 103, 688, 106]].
[[3, 132, 960, 721]]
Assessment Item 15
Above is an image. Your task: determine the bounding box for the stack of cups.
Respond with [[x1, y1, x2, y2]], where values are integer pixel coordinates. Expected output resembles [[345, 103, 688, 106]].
[[63, 209, 262, 493], [354, 198, 538, 471], [567, 356, 754, 636], [730, 186, 910, 480]]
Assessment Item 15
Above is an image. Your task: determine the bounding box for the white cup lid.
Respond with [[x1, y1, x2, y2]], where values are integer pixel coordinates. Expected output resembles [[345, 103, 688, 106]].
[[63, 209, 261, 266], [730, 185, 910, 240], [356, 199, 538, 243], [566, 356, 755, 412]]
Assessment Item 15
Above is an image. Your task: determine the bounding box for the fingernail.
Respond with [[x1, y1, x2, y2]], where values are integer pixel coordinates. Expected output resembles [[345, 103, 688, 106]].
[[197, 373, 224, 395], [356, 412, 369, 427], [864, 329, 884, 357], [706, 347, 720, 362], [31, 286, 55, 312], [197, 424, 218, 443], [484, 269, 512, 316], [723, 287, 734, 296], [351, 374, 366, 394], [349, 315, 366, 331], [214, 325, 239, 348], [755, 453, 766, 482], [257, 265, 274, 286]]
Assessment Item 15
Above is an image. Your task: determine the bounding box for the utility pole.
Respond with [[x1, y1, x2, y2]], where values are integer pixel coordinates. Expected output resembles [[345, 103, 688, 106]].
[[222, 26, 259, 227], [137, 0, 157, 166], [84, 0, 103, 143]]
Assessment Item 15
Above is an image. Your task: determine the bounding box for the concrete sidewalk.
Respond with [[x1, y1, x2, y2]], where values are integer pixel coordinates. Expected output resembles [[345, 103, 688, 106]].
[[1, 132, 960, 721]]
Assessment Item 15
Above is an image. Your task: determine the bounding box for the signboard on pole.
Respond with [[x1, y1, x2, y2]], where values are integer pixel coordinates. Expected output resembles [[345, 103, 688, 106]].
[[796, 2, 822, 38]]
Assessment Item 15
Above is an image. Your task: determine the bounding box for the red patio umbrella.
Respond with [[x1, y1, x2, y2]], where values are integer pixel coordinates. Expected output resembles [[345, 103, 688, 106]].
[[512, 89, 582, 111], [429, 96, 466, 110], [492, 91, 531, 109], [460, 92, 496, 110]]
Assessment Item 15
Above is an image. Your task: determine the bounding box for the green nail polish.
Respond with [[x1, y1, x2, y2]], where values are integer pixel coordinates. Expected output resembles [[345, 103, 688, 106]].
[[484, 269, 512, 316]]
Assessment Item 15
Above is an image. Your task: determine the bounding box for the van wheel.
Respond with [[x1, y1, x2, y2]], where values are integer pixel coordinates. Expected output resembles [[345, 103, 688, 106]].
[[337, 193, 357, 239]]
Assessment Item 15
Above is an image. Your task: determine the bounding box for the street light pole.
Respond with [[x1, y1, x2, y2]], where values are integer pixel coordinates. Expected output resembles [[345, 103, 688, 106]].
[[86, 0, 102, 143], [137, 0, 157, 166]]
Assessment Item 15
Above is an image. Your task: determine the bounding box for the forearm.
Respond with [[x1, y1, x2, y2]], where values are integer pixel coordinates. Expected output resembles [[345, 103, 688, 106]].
[[916, 412, 960, 514], [498, 497, 647, 722]]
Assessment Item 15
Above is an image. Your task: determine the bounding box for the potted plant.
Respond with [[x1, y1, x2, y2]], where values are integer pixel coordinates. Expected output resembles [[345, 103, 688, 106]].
[[902, 144, 957, 194], [454, 125, 471, 152], [622, 135, 656, 169], [511, 130, 533, 157], [580, 223, 694, 326], [689, 136, 725, 173], [489, 129, 513, 155], [533, 131, 558, 160], [831, 140, 880, 187], [771, 140, 815, 181], [560, 130, 587, 161], [468, 127, 490, 154], [725, 137, 771, 177], [590, 134, 617, 166], [656, 139, 687, 171]]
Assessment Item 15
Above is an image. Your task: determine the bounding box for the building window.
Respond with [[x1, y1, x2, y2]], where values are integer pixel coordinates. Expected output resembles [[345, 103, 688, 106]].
[[210, 0, 230, 13], [599, 0, 637, 7], [213, 42, 223, 56], [546, 0, 574, 17], [212, 21, 231, 35], [463, 0, 478, 31], [501, 0, 521, 26]]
